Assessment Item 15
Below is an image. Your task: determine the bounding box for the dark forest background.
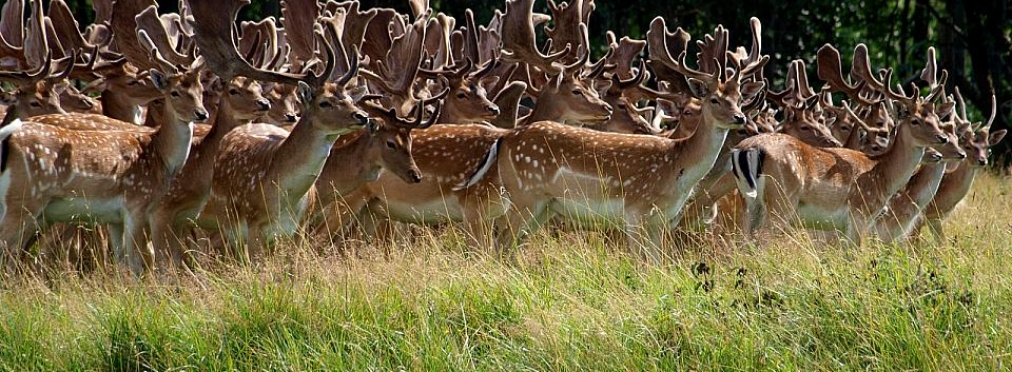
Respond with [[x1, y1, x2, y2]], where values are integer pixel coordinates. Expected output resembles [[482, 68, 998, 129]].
[[49, 0, 1012, 162]]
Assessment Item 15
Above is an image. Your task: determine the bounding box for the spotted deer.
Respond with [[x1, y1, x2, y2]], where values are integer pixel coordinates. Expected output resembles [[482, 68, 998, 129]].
[[207, 21, 369, 259], [731, 46, 964, 243], [915, 93, 1006, 243], [494, 20, 768, 261], [147, 0, 339, 269], [0, 55, 206, 274]]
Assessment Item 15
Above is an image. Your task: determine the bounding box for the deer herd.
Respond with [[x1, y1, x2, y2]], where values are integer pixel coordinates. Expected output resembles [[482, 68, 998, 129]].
[[0, 0, 1004, 275]]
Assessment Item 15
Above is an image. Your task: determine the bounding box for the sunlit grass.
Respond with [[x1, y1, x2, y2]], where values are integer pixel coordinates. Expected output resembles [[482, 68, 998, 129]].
[[1, 174, 1011, 370]]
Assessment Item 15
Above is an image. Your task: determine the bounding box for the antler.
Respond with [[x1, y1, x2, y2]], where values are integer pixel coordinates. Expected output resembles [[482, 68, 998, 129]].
[[920, 46, 949, 103], [645, 17, 691, 90], [189, 0, 319, 86], [545, 0, 590, 63], [605, 31, 646, 80], [0, 51, 50, 87], [816, 43, 875, 106], [501, 0, 571, 74], [362, 89, 447, 130], [281, 0, 321, 65]]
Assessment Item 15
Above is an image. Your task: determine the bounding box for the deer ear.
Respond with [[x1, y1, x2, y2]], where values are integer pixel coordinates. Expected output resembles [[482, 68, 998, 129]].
[[260, 82, 277, 94], [685, 78, 709, 99], [740, 81, 765, 100], [0, 92, 15, 105], [936, 101, 955, 118], [594, 79, 612, 93], [81, 78, 107, 94], [149, 69, 170, 91], [348, 85, 369, 102], [479, 76, 500, 87], [52, 81, 70, 94], [296, 81, 314, 104], [989, 129, 1007, 146]]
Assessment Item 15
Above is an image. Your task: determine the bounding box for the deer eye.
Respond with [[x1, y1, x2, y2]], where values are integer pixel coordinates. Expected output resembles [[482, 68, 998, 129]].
[[910, 118, 920, 125], [572, 89, 583, 96], [229, 89, 240, 96], [710, 98, 719, 104], [456, 92, 467, 99], [29, 101, 40, 108], [386, 139, 397, 149], [319, 101, 333, 108], [170, 91, 181, 98], [128, 80, 140, 86]]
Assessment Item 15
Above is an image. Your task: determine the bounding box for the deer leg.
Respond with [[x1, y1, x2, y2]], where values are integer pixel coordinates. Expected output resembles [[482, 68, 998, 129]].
[[496, 199, 551, 259], [0, 199, 45, 274], [625, 213, 664, 264], [460, 196, 499, 251], [120, 210, 152, 276], [150, 211, 184, 272], [925, 217, 944, 244]]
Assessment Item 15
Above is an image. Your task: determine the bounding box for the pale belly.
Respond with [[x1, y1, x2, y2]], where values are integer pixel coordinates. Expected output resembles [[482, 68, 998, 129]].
[[795, 203, 850, 231], [43, 196, 126, 224], [383, 198, 466, 224], [550, 197, 628, 229]]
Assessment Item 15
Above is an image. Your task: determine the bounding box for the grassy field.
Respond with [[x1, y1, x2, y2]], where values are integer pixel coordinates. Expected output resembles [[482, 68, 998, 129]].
[[1, 174, 1011, 371]]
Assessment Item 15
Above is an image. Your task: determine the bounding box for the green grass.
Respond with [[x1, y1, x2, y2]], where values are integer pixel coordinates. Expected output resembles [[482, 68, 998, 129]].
[[2, 174, 1012, 371]]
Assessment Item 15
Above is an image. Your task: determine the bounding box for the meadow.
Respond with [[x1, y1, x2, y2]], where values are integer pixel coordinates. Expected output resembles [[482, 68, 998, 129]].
[[1, 174, 1010, 371]]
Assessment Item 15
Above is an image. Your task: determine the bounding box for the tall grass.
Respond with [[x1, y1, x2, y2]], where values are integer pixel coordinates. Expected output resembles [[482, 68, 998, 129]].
[[1, 174, 1011, 371]]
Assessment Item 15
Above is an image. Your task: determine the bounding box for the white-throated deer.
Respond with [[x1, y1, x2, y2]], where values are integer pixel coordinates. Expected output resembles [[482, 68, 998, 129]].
[[494, 20, 768, 261], [731, 45, 963, 243], [0, 55, 206, 274], [207, 20, 369, 260]]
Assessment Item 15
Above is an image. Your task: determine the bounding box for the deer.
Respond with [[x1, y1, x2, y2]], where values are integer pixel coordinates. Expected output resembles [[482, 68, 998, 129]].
[[730, 45, 964, 244], [492, 20, 768, 262], [309, 98, 440, 238], [0, 45, 206, 274], [206, 18, 370, 260], [914, 92, 1006, 243], [148, 76, 271, 269], [149, 0, 353, 270], [341, 42, 619, 249]]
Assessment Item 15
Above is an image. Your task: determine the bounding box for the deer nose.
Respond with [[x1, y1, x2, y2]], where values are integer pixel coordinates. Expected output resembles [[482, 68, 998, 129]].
[[409, 171, 423, 183], [194, 110, 208, 121], [732, 114, 746, 124], [83, 99, 94, 109], [488, 105, 500, 115], [978, 158, 988, 166], [285, 113, 298, 122], [256, 99, 271, 111], [353, 112, 369, 124], [935, 135, 949, 144]]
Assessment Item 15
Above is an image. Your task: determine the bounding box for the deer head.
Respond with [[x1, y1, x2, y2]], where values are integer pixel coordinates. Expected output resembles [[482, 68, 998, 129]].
[[660, 19, 768, 130], [953, 88, 1005, 167]]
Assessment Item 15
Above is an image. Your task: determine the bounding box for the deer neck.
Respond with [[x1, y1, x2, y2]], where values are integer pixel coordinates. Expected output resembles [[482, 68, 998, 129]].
[[902, 161, 949, 207], [201, 98, 248, 151], [935, 160, 979, 209], [857, 124, 924, 212], [843, 123, 862, 149], [147, 100, 194, 178], [525, 94, 565, 124], [101, 92, 145, 125], [669, 111, 731, 186], [318, 130, 377, 195], [271, 119, 342, 199], [436, 102, 466, 124]]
